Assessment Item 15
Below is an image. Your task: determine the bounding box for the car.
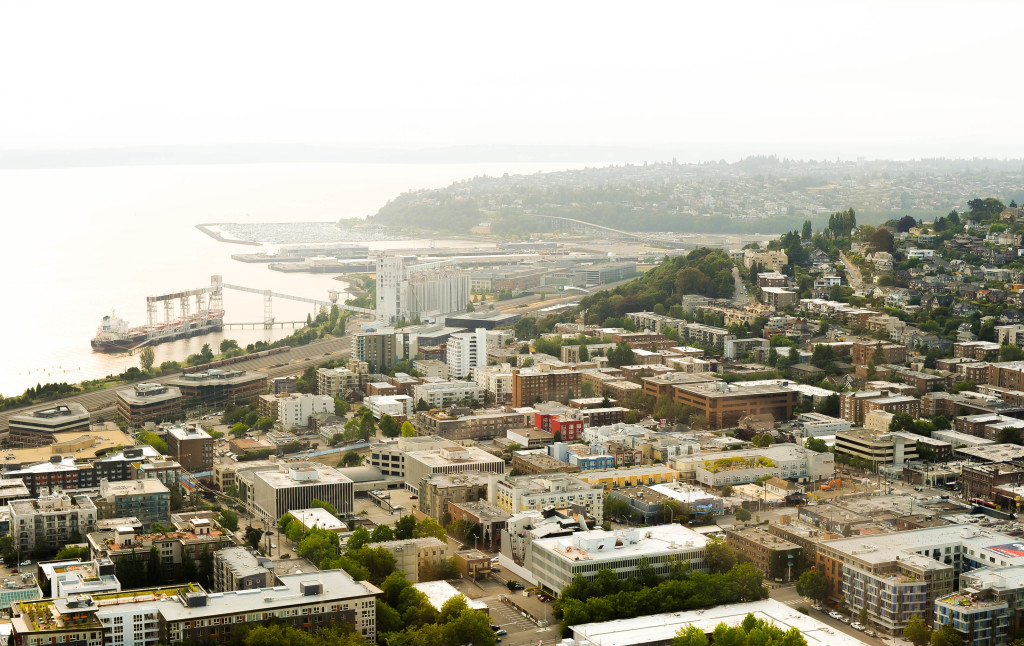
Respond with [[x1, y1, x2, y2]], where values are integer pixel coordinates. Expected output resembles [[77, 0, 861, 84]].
[[851, 622, 865, 631], [840, 617, 850, 624], [864, 630, 877, 638], [828, 612, 843, 620], [496, 630, 507, 636], [409, 494, 418, 499], [491, 567, 500, 572], [19, 560, 30, 566]]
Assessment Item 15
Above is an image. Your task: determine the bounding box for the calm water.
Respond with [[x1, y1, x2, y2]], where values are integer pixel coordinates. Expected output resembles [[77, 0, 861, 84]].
[[0, 161, 601, 396]]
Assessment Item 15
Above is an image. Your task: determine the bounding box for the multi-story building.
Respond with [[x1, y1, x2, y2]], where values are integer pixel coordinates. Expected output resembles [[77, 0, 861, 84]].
[[257, 392, 333, 428], [211, 459, 278, 493], [760, 287, 798, 309], [9, 493, 97, 553], [744, 249, 788, 272], [375, 255, 469, 324], [447, 500, 509, 550], [446, 328, 487, 379], [9, 569, 382, 646], [411, 381, 483, 409], [316, 366, 361, 398], [840, 390, 889, 424], [365, 537, 449, 583], [961, 463, 1024, 502], [987, 362, 1024, 390], [490, 473, 604, 523], [417, 472, 490, 522], [726, 526, 803, 582], [115, 384, 183, 426], [166, 424, 214, 472], [212, 546, 273, 592], [816, 525, 1024, 635], [246, 463, 354, 523], [363, 394, 414, 421], [671, 382, 798, 429], [863, 395, 921, 418], [500, 507, 596, 565], [529, 525, 708, 594], [165, 369, 266, 407], [415, 409, 530, 441], [39, 559, 120, 599], [676, 444, 833, 487], [270, 376, 297, 395], [511, 369, 583, 407], [850, 342, 908, 366], [94, 479, 171, 529], [8, 402, 91, 448], [934, 565, 1024, 646], [88, 518, 239, 578], [757, 272, 788, 288], [354, 330, 399, 373], [368, 437, 504, 491], [574, 465, 680, 490], [834, 429, 920, 466]]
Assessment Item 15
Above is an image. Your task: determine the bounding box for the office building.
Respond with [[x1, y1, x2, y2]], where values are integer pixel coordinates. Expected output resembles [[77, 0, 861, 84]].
[[8, 402, 91, 448], [368, 438, 504, 492], [248, 463, 354, 523], [165, 369, 266, 407], [675, 443, 834, 487], [166, 424, 214, 472], [364, 394, 414, 421], [529, 525, 708, 594], [115, 384, 182, 426], [511, 369, 583, 407], [834, 429, 920, 466], [671, 382, 798, 429]]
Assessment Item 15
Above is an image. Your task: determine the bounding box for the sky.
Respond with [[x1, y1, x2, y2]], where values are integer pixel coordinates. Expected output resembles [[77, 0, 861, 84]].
[[2, 0, 1023, 159]]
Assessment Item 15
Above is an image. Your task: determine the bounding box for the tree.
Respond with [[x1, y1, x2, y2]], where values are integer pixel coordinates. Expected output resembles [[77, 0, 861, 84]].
[[795, 568, 827, 602], [334, 397, 350, 417], [339, 450, 362, 467], [345, 527, 371, 552], [0, 536, 16, 564], [735, 508, 752, 522], [146, 546, 163, 586], [217, 509, 239, 532], [379, 414, 401, 438], [413, 518, 447, 541], [371, 524, 395, 543], [401, 421, 417, 437], [870, 227, 894, 253], [720, 485, 733, 497], [139, 346, 155, 372], [705, 537, 737, 574], [394, 514, 417, 540], [752, 433, 775, 448], [578, 343, 590, 362], [805, 437, 829, 453], [359, 411, 376, 440], [896, 215, 918, 232], [904, 615, 933, 646], [801, 220, 812, 241], [931, 625, 963, 646]]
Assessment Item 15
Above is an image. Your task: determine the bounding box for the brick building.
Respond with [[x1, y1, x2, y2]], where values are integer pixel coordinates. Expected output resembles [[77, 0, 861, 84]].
[[671, 383, 798, 430], [511, 369, 582, 407]]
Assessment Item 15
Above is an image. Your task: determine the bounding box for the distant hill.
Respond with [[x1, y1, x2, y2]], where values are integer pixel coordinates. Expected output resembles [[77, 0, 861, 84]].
[[368, 157, 1024, 235]]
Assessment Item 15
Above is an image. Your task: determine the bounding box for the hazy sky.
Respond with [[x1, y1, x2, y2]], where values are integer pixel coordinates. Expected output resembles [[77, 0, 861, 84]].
[[3, 1, 1022, 158]]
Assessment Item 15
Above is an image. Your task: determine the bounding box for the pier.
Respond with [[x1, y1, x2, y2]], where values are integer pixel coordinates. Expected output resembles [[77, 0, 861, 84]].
[[223, 321, 307, 329]]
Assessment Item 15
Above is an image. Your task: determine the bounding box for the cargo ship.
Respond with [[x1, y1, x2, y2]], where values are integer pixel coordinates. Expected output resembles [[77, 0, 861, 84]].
[[91, 309, 225, 352]]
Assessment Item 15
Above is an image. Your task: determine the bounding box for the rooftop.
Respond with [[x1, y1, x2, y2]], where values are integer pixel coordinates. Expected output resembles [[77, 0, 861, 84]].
[[166, 424, 212, 441], [287, 508, 347, 531], [412, 580, 487, 612], [215, 547, 269, 578], [570, 598, 871, 646], [534, 525, 708, 563]]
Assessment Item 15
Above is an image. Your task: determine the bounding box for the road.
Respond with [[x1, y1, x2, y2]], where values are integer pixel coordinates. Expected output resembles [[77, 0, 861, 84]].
[[732, 266, 752, 307], [839, 252, 864, 290], [0, 335, 354, 432]]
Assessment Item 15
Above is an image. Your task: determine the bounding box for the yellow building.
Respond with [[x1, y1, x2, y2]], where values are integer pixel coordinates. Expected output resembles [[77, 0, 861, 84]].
[[575, 465, 680, 491]]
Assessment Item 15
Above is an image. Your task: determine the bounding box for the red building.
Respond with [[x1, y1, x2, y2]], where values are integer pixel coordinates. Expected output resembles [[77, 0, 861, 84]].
[[534, 412, 585, 441]]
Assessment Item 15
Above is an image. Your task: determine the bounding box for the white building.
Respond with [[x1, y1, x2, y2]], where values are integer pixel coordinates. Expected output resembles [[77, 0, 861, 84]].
[[447, 328, 488, 379], [376, 255, 470, 323], [261, 393, 334, 428], [796, 412, 852, 437], [412, 381, 484, 409], [675, 443, 834, 487], [364, 394, 414, 420], [368, 437, 505, 490], [249, 463, 354, 522], [490, 473, 604, 523], [317, 367, 360, 398], [529, 525, 708, 594], [9, 493, 97, 553]]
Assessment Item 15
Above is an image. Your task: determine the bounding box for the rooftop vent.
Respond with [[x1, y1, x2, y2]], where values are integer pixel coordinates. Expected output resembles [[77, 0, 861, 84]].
[[299, 581, 322, 596]]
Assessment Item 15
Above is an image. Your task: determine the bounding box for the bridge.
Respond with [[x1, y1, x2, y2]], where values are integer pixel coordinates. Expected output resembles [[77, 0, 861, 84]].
[[529, 214, 650, 240], [221, 282, 374, 328]]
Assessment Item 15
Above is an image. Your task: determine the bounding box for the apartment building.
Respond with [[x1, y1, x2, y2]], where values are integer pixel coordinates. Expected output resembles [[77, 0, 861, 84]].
[[212, 546, 273, 592], [257, 393, 333, 429], [166, 424, 214, 472], [411, 381, 483, 409], [316, 366, 361, 398], [365, 537, 449, 583], [490, 473, 604, 523], [93, 479, 171, 529], [415, 409, 530, 441], [9, 493, 97, 554], [850, 342, 908, 366], [726, 526, 803, 582], [417, 472, 490, 522], [671, 382, 798, 429], [446, 328, 488, 379], [511, 369, 582, 407], [87, 518, 238, 578]]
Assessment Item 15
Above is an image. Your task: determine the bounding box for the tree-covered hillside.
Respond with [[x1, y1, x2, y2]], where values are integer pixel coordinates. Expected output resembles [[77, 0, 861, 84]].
[[578, 248, 735, 325]]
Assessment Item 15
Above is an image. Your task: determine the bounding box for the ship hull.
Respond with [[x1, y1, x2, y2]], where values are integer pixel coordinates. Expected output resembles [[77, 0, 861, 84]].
[[91, 314, 225, 353]]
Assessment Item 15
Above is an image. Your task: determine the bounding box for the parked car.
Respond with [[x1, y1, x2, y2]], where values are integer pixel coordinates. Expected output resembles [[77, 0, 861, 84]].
[[19, 560, 30, 566], [840, 617, 851, 624], [496, 630, 507, 636], [851, 622, 865, 631], [828, 611, 843, 620], [864, 630, 877, 638]]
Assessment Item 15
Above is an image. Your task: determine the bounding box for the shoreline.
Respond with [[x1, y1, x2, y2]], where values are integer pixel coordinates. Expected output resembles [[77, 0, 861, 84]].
[[195, 223, 263, 246]]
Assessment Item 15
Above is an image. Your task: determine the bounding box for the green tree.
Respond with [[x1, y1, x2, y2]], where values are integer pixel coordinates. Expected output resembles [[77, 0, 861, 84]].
[[801, 220, 812, 241], [413, 518, 447, 541], [805, 437, 829, 453], [931, 625, 962, 646], [795, 568, 827, 601], [379, 414, 401, 438], [139, 346, 155, 372], [401, 421, 417, 437], [904, 615, 933, 646], [735, 508, 752, 522], [359, 411, 376, 440], [146, 546, 163, 586], [346, 527, 371, 552], [180, 549, 198, 584], [578, 343, 590, 362], [705, 537, 737, 574], [311, 499, 339, 516], [0, 536, 16, 564], [395, 514, 417, 540], [339, 451, 362, 467], [673, 624, 710, 646], [371, 524, 395, 543], [217, 509, 239, 532]]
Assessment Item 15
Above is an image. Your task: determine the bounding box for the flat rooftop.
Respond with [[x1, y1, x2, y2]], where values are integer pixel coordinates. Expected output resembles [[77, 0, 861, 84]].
[[534, 525, 708, 564], [570, 599, 868, 646], [413, 580, 487, 612], [288, 507, 347, 531]]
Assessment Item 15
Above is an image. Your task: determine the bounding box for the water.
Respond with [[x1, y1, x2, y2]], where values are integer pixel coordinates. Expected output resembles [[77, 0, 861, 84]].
[[0, 161, 601, 397]]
